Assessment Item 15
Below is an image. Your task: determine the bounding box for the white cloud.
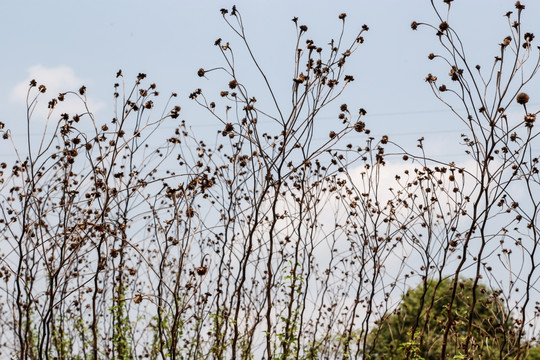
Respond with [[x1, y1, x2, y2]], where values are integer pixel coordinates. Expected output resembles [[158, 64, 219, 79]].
[[11, 65, 106, 122]]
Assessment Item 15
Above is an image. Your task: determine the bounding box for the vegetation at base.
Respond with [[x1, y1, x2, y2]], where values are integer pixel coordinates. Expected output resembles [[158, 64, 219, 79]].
[[369, 278, 519, 359]]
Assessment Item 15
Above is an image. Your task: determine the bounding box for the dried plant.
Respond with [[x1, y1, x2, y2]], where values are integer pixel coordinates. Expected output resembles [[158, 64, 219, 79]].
[[0, 3, 539, 360]]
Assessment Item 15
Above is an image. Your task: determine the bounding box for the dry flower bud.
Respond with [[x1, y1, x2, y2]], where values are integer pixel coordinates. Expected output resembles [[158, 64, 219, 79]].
[[439, 22, 449, 32], [516, 92, 530, 105], [294, 73, 306, 84], [353, 121, 365, 132], [525, 113, 536, 123], [425, 73, 437, 83]]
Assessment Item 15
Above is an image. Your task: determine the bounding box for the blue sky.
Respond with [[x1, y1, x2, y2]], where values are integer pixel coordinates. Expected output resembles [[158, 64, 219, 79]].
[[2, 1, 540, 160]]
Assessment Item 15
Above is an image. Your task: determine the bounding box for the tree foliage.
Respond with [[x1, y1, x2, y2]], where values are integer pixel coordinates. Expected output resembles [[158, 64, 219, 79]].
[[369, 278, 519, 359]]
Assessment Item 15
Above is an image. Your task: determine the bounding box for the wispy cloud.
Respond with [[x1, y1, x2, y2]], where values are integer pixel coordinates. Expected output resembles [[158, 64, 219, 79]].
[[11, 65, 106, 122]]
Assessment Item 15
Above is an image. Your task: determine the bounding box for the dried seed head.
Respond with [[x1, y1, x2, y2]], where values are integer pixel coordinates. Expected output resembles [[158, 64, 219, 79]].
[[502, 36, 512, 47], [79, 86, 86, 95], [197, 68, 206, 77], [228, 80, 238, 89], [525, 113, 536, 123], [170, 105, 181, 119], [411, 21, 419, 30], [439, 22, 449, 32], [196, 266, 207, 276], [353, 121, 365, 133], [516, 92, 530, 105], [524, 32, 535, 42], [299, 25, 308, 32], [515, 1, 525, 10], [339, 13, 346, 20], [294, 73, 306, 84], [425, 73, 437, 83]]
